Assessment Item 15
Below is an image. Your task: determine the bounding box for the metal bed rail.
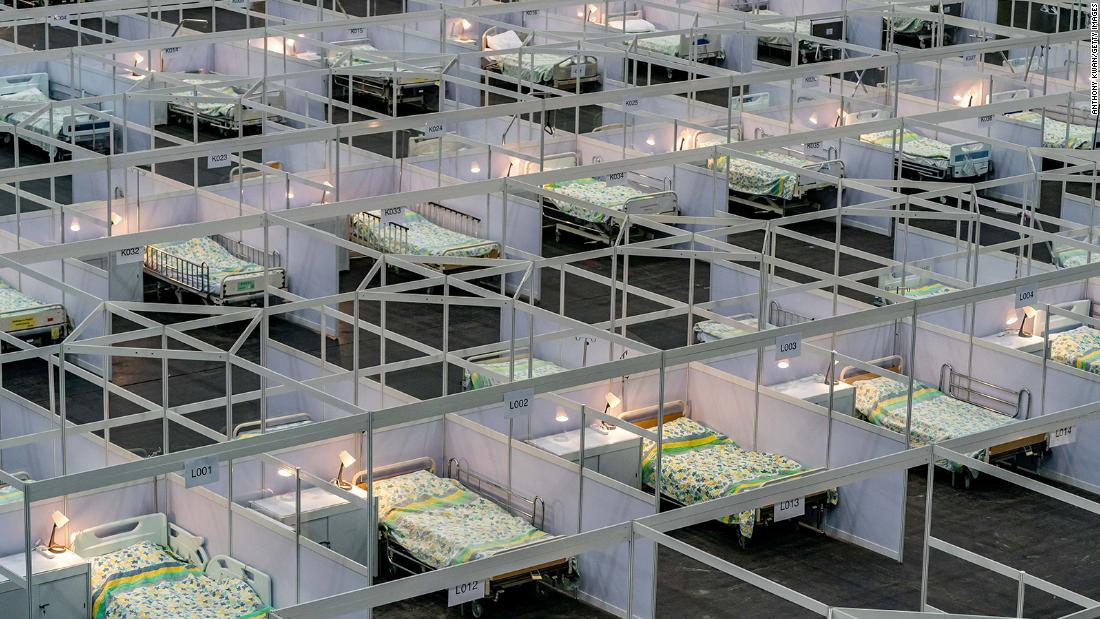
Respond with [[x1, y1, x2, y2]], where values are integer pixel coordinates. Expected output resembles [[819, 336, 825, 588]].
[[411, 201, 483, 239], [144, 243, 211, 296], [448, 457, 546, 530], [767, 300, 812, 328], [212, 234, 283, 270], [353, 211, 411, 254], [939, 363, 1032, 419]]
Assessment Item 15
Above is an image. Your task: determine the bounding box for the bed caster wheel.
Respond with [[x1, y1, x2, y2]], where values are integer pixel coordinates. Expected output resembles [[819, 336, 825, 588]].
[[963, 472, 972, 490], [735, 529, 749, 551], [386, 561, 397, 577]]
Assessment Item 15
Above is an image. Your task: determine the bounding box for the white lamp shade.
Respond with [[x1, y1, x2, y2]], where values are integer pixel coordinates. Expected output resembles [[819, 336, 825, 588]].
[[605, 392, 621, 410], [339, 450, 357, 468], [52, 510, 69, 528]]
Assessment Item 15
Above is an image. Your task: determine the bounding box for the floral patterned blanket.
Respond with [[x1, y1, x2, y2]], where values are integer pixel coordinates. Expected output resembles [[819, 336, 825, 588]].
[[372, 470, 550, 568], [1005, 111, 1095, 149], [0, 280, 49, 318], [860, 130, 951, 170], [854, 376, 1016, 470], [544, 178, 649, 223], [149, 237, 276, 296], [711, 151, 811, 200], [1052, 244, 1100, 268], [897, 282, 956, 299], [172, 79, 240, 119], [1050, 326, 1100, 374], [0, 87, 85, 153], [693, 317, 758, 342], [0, 485, 23, 505], [641, 417, 810, 538], [90, 541, 267, 619], [463, 357, 567, 390], [351, 209, 499, 258]]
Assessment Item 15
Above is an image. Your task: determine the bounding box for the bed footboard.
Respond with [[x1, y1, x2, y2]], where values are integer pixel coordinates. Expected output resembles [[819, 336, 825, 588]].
[[206, 554, 273, 608]]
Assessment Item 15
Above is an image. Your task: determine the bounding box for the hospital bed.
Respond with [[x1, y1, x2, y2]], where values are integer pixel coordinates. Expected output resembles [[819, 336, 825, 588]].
[[463, 349, 569, 390], [694, 300, 811, 343], [143, 235, 287, 305], [407, 133, 469, 157], [72, 513, 271, 619], [702, 134, 844, 215], [992, 89, 1098, 149], [0, 73, 114, 159], [349, 202, 501, 271], [0, 280, 68, 345], [592, 12, 724, 66], [482, 28, 601, 90], [624, 404, 835, 549], [233, 412, 313, 439], [876, 272, 957, 303], [858, 128, 991, 181], [753, 11, 843, 65], [356, 457, 578, 617], [166, 73, 285, 135], [886, 2, 961, 49], [0, 471, 30, 506], [533, 151, 678, 244], [1033, 300, 1100, 374], [325, 38, 441, 111], [841, 356, 1040, 486]]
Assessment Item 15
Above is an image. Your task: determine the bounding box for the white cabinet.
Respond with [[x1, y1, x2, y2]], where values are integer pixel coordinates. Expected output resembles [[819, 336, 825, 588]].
[[251, 486, 372, 567], [979, 332, 1045, 353], [0, 550, 89, 618], [528, 426, 643, 488], [768, 375, 856, 417]]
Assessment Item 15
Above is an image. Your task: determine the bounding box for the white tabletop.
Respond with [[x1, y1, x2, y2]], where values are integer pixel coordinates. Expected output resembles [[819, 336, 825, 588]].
[[0, 549, 87, 582], [251, 485, 368, 520], [768, 375, 853, 400], [980, 332, 1045, 352], [529, 425, 641, 458]]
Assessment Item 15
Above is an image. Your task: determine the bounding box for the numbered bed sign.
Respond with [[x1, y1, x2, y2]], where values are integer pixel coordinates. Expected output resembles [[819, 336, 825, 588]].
[[504, 387, 534, 418], [208, 152, 231, 169], [1014, 283, 1037, 309], [773, 496, 804, 522], [117, 246, 144, 264], [184, 456, 220, 488], [448, 579, 486, 606], [1048, 426, 1076, 447], [623, 97, 640, 111], [775, 332, 802, 360], [381, 206, 404, 226], [423, 121, 445, 138], [802, 75, 818, 88]]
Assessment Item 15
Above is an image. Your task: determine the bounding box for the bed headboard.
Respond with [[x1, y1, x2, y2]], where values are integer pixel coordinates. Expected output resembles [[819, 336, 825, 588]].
[[839, 355, 904, 384], [527, 151, 579, 174], [991, 89, 1030, 104], [847, 109, 886, 124], [734, 91, 769, 112], [207, 554, 273, 608], [351, 456, 435, 487], [618, 400, 690, 428], [482, 26, 529, 51], [1041, 298, 1091, 334], [0, 73, 49, 97], [72, 514, 210, 566]]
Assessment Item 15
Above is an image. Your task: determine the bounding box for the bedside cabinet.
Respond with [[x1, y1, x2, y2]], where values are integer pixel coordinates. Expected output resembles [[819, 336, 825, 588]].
[[251, 485, 372, 567], [768, 375, 856, 417], [979, 332, 1045, 354], [528, 426, 643, 488], [0, 549, 89, 618]]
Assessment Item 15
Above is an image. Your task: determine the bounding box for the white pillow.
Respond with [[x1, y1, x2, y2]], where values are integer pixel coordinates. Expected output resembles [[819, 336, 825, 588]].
[[609, 18, 656, 33], [487, 30, 524, 50], [2, 88, 47, 104]]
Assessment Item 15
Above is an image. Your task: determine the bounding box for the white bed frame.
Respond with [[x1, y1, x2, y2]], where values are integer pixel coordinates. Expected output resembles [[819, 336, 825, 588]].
[[0, 283, 68, 344], [875, 272, 952, 303], [349, 201, 500, 271], [534, 151, 679, 244], [166, 73, 285, 135], [869, 127, 991, 181], [143, 234, 287, 305], [595, 11, 724, 66], [0, 73, 115, 157], [481, 27, 601, 90], [233, 412, 313, 439], [72, 513, 273, 607], [325, 38, 441, 110], [407, 133, 467, 157]]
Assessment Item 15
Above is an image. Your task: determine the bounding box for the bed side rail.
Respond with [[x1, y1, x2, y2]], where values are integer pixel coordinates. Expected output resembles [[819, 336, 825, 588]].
[[448, 457, 545, 530], [144, 243, 211, 294], [355, 210, 410, 253], [768, 300, 812, 327], [939, 363, 1031, 419], [411, 201, 482, 238], [212, 233, 282, 268]]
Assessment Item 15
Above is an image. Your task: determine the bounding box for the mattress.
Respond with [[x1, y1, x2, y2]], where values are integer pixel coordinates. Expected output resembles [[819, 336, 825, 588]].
[[711, 151, 812, 200], [1005, 111, 1095, 149], [693, 317, 758, 342], [463, 357, 567, 390], [493, 52, 572, 83], [0, 485, 23, 505], [1050, 325, 1100, 374], [90, 541, 267, 619], [543, 178, 650, 223], [172, 79, 240, 119], [0, 281, 50, 321], [897, 282, 956, 299], [860, 130, 950, 171], [149, 237, 275, 296], [757, 9, 813, 45], [351, 209, 500, 258], [854, 376, 1015, 468], [641, 417, 813, 538], [372, 469, 550, 569]]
